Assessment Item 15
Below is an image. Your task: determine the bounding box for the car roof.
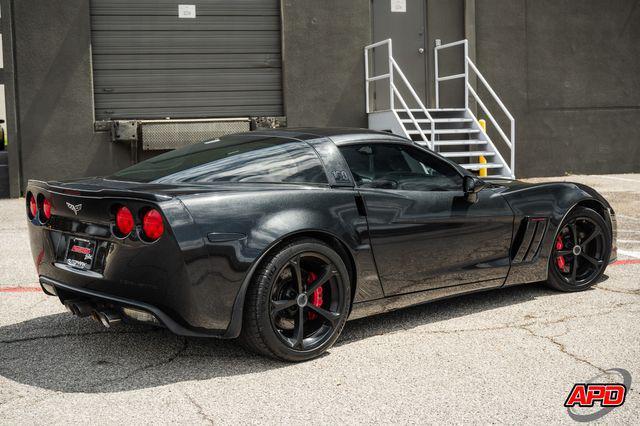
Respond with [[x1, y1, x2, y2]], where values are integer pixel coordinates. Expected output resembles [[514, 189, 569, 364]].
[[249, 127, 410, 146], [244, 127, 472, 176]]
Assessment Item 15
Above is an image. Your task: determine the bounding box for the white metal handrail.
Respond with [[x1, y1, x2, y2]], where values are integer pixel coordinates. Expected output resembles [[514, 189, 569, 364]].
[[364, 39, 435, 149], [434, 39, 469, 110], [435, 39, 515, 177], [466, 107, 513, 178]]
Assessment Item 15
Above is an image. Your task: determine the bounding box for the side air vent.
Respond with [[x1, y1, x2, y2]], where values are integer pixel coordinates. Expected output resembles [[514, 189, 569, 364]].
[[512, 218, 548, 264]]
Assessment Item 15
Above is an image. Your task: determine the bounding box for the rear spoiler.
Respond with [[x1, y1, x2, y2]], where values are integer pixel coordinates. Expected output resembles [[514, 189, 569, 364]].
[[27, 180, 173, 202]]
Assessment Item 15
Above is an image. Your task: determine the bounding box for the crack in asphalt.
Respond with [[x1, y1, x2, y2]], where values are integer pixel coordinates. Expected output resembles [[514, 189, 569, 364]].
[[0, 330, 110, 344], [0, 394, 24, 409], [389, 306, 639, 375], [89, 338, 189, 392], [185, 392, 215, 425], [517, 324, 607, 374], [347, 302, 639, 343], [0, 393, 59, 415], [0, 328, 159, 344], [596, 286, 640, 295]]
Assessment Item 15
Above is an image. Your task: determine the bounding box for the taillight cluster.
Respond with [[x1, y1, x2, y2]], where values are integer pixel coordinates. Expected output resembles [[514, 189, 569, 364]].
[[113, 205, 164, 242], [115, 206, 135, 236], [141, 209, 164, 240], [26, 192, 52, 223]]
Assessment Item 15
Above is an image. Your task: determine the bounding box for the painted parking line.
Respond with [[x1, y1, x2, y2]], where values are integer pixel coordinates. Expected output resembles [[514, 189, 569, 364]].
[[618, 249, 640, 259], [613, 259, 640, 265], [597, 175, 640, 183], [617, 214, 640, 222], [0, 286, 42, 293]]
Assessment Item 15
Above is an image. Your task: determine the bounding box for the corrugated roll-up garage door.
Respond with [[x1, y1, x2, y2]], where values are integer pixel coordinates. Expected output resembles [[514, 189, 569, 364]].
[[90, 0, 283, 121]]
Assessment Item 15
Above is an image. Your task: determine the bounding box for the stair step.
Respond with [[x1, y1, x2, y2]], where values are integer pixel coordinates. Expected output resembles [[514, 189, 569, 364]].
[[433, 140, 487, 146], [440, 151, 495, 158], [460, 163, 503, 170], [406, 108, 466, 112], [401, 118, 473, 123], [407, 129, 480, 135]]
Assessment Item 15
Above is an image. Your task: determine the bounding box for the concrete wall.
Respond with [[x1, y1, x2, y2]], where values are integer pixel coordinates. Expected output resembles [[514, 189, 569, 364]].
[[6, 0, 639, 193], [281, 0, 466, 128], [475, 0, 640, 177], [12, 0, 129, 190], [281, 0, 371, 128]]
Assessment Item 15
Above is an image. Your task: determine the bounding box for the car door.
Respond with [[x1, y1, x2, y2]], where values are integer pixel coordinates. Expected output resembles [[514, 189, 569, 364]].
[[338, 142, 514, 296]]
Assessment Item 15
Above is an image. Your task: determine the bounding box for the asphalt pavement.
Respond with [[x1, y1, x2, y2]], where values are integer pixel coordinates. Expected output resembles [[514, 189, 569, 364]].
[[1, 174, 639, 424]]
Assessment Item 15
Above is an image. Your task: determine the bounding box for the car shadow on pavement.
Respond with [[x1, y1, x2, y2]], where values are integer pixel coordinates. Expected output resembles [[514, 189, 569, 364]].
[[0, 281, 584, 393]]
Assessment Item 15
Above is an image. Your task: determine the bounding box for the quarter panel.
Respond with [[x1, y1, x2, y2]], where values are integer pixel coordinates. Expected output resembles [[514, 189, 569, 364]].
[[178, 186, 384, 334]]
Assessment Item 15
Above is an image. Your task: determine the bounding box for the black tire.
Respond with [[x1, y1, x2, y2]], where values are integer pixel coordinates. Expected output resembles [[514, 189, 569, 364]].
[[239, 238, 351, 362], [545, 207, 611, 292]]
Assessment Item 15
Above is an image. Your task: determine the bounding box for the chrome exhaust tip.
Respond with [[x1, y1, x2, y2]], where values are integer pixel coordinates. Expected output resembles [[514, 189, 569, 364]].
[[95, 310, 122, 328], [64, 301, 80, 316], [64, 301, 93, 317]]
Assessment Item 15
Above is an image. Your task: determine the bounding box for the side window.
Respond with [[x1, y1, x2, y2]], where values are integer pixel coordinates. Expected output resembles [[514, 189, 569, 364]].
[[339, 143, 463, 191], [113, 137, 328, 185]]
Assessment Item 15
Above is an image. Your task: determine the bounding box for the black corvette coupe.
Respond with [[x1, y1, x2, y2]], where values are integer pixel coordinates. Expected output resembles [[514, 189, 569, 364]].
[[26, 128, 616, 361]]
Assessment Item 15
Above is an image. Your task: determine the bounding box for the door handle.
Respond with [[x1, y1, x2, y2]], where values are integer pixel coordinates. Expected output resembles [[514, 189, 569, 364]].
[[418, 48, 425, 54]]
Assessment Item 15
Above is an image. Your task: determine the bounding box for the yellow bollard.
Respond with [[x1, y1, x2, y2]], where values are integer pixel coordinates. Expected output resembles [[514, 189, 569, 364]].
[[477, 119, 487, 177]]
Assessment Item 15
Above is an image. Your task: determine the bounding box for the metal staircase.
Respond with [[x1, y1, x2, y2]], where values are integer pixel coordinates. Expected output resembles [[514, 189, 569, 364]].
[[365, 39, 515, 179]]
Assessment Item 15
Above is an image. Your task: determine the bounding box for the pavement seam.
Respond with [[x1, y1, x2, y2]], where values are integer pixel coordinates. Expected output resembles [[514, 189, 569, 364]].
[[0, 328, 159, 344], [396, 302, 639, 338], [392, 305, 639, 376], [185, 392, 215, 425], [596, 286, 640, 295], [517, 324, 606, 374], [88, 337, 189, 392], [0, 330, 109, 344]]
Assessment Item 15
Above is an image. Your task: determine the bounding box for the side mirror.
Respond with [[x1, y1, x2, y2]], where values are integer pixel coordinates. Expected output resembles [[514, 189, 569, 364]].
[[463, 175, 486, 203]]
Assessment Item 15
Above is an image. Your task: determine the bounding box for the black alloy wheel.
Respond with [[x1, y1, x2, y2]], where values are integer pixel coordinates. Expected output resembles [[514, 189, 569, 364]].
[[546, 207, 611, 292], [240, 238, 351, 361], [269, 252, 344, 350]]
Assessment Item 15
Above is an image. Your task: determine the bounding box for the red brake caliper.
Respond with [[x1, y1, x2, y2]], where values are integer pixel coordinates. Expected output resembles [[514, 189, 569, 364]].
[[555, 235, 566, 271], [306, 271, 323, 320]]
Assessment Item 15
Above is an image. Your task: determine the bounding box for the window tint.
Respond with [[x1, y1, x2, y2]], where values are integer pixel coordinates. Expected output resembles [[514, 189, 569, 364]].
[[339, 143, 462, 191], [112, 135, 328, 185]]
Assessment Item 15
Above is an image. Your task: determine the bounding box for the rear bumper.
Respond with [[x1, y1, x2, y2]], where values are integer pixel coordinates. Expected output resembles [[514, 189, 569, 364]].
[[40, 276, 227, 338], [25, 181, 250, 337]]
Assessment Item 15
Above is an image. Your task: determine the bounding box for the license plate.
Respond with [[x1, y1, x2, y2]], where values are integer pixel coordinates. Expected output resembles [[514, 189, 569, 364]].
[[65, 238, 96, 270]]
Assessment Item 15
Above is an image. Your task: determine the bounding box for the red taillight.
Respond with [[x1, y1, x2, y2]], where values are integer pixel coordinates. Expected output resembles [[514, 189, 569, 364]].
[[115, 206, 135, 236], [28, 194, 37, 218], [142, 209, 164, 240], [42, 198, 52, 220]]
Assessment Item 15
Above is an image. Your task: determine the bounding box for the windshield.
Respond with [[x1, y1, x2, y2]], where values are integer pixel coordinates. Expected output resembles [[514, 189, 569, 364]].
[[111, 134, 328, 185]]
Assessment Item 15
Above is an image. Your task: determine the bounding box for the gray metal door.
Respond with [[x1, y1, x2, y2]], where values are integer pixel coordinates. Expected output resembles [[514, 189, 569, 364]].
[[90, 0, 283, 121], [372, 0, 428, 110]]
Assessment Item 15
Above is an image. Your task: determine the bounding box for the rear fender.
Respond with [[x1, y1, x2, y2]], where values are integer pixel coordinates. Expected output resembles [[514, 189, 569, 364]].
[[179, 189, 381, 339]]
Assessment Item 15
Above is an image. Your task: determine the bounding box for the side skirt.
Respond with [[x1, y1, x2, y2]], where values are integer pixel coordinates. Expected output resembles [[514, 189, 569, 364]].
[[348, 278, 505, 321]]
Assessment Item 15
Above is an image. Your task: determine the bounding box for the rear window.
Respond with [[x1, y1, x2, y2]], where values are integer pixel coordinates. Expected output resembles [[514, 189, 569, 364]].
[[111, 135, 328, 185]]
